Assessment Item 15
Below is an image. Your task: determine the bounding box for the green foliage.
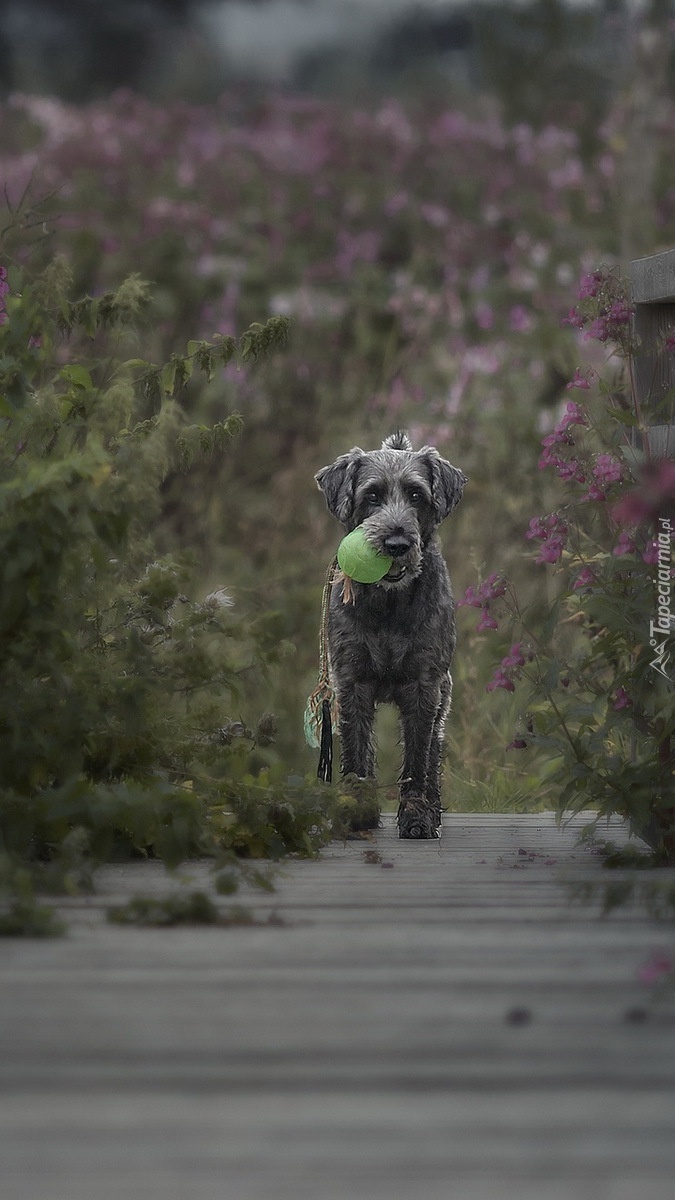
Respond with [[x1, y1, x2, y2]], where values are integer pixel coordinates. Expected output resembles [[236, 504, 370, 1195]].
[[0, 897, 66, 937], [443, 766, 554, 814], [461, 270, 675, 860], [107, 891, 224, 927], [209, 770, 341, 859], [572, 875, 675, 922], [0, 244, 298, 931], [4, 83, 675, 849]]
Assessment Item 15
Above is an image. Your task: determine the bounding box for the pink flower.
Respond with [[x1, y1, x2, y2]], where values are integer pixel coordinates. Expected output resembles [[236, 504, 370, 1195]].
[[612, 460, 675, 528], [584, 316, 610, 342], [613, 531, 636, 557], [458, 585, 482, 609], [526, 513, 568, 563], [593, 454, 623, 485], [536, 538, 564, 564], [609, 299, 631, 326], [525, 516, 547, 540], [486, 669, 515, 693], [556, 458, 586, 483], [538, 403, 588, 476], [459, 574, 507, 611], [478, 573, 507, 602], [642, 540, 659, 565], [582, 482, 607, 502], [476, 608, 498, 632], [566, 368, 591, 390], [577, 270, 604, 300], [561, 400, 587, 427], [562, 307, 585, 329], [573, 566, 595, 590], [502, 643, 527, 669]]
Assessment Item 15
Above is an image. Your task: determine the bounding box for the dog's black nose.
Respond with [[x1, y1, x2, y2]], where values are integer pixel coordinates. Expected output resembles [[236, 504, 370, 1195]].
[[383, 536, 411, 558]]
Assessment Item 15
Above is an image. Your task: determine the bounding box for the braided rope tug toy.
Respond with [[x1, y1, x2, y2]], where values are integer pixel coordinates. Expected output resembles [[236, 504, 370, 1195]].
[[304, 557, 339, 782], [304, 531, 393, 780]]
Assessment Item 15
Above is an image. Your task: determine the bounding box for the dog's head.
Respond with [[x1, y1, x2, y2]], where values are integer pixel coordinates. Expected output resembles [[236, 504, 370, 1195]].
[[315, 431, 467, 587]]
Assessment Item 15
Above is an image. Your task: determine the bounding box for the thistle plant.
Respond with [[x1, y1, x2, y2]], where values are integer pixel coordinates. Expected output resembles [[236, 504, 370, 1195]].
[[459, 268, 675, 860]]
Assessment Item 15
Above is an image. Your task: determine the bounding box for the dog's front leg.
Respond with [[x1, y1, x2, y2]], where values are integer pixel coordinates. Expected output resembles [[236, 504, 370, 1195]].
[[337, 680, 377, 780], [397, 679, 442, 838]]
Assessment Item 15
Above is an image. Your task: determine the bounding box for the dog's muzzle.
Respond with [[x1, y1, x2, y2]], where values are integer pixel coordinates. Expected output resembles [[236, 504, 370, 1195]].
[[380, 535, 414, 584], [383, 535, 412, 558]]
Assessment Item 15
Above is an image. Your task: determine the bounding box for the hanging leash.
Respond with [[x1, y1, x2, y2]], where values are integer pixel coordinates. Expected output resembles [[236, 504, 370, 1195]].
[[304, 556, 341, 781]]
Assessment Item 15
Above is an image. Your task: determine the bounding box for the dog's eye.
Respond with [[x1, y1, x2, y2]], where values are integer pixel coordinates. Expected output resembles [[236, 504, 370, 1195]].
[[364, 490, 380, 505], [409, 490, 423, 503]]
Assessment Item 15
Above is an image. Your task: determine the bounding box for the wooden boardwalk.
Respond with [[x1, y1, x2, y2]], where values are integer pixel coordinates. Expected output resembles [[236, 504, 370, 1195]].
[[2, 813, 675, 1200]]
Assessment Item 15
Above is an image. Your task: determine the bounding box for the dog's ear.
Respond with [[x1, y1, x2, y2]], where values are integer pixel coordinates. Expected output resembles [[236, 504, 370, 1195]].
[[315, 448, 364, 526], [419, 447, 468, 522]]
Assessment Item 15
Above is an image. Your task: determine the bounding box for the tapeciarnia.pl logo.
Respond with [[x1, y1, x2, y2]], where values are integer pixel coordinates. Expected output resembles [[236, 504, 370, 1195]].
[[650, 517, 674, 682]]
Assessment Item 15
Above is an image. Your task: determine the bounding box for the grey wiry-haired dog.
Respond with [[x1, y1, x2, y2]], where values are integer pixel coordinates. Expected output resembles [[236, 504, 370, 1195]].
[[315, 432, 467, 839]]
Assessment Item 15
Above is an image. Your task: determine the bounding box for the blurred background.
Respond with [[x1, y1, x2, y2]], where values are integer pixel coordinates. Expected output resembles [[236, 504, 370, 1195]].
[[1, 0, 673, 806]]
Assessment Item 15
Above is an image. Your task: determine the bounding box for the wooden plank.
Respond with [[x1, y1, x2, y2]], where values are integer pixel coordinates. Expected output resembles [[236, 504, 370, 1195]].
[[631, 301, 675, 427], [631, 248, 675, 303], [630, 249, 675, 435], [2, 813, 675, 1200]]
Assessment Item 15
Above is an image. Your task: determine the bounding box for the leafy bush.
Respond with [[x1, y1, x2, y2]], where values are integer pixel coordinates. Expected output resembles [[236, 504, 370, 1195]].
[[3, 84, 675, 810], [0, 243, 311, 927], [459, 269, 675, 859]]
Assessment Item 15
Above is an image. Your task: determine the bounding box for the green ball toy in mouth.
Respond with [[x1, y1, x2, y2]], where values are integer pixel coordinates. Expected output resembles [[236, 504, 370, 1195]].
[[337, 526, 394, 584]]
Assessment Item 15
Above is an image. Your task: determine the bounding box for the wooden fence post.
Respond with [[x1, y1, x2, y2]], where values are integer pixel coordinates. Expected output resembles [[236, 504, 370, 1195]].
[[630, 249, 675, 457]]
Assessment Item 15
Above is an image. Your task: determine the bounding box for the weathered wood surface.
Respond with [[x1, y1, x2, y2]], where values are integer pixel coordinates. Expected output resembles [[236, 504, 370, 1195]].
[[2, 813, 675, 1200], [630, 249, 675, 304], [630, 249, 675, 437]]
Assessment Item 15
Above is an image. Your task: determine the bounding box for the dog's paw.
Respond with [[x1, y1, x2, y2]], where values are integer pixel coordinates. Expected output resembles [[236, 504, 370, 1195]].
[[397, 798, 441, 840]]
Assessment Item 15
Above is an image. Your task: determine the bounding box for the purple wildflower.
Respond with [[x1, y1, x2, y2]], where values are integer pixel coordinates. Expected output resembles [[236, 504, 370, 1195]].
[[525, 513, 568, 564], [582, 482, 607, 503], [613, 531, 636, 557], [573, 566, 595, 590], [536, 538, 565, 564], [486, 669, 515, 693], [577, 270, 604, 300], [562, 307, 586, 329], [612, 460, 675, 528], [566, 367, 591, 390], [642, 540, 659, 565], [476, 608, 499, 633], [592, 454, 623, 486], [502, 643, 527, 669], [613, 687, 633, 711], [458, 584, 482, 609]]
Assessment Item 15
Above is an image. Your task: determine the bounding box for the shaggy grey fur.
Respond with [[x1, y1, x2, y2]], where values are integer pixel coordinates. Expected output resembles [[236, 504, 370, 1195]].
[[315, 432, 467, 839]]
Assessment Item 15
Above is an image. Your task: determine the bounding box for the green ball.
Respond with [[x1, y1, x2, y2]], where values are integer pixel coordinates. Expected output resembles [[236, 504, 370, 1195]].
[[337, 527, 393, 584]]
